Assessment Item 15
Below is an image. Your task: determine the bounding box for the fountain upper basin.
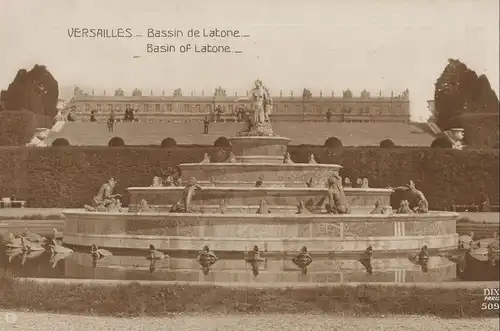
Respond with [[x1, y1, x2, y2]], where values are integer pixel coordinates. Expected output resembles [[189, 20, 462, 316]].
[[178, 162, 342, 187], [127, 186, 393, 214]]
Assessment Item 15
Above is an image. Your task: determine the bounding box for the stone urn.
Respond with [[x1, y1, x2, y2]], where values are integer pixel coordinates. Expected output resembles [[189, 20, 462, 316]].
[[449, 128, 465, 150], [26, 128, 50, 147], [54, 110, 65, 122]]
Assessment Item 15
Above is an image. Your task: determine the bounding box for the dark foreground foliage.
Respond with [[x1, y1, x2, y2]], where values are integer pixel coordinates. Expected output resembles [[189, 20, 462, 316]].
[[0, 275, 496, 318]]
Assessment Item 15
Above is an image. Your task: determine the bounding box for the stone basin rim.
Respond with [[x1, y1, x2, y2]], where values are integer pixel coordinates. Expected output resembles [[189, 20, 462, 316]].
[[61, 209, 459, 220], [127, 187, 393, 193], [179, 163, 343, 169]]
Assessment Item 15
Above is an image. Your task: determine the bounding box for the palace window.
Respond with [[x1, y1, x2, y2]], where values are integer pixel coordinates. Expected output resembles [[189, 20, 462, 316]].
[[195, 104, 201, 112], [184, 104, 190, 112], [125, 104, 131, 109], [108, 104, 113, 111], [85, 104, 91, 112], [316, 106, 322, 114], [155, 104, 160, 112], [166, 104, 173, 112], [284, 105, 289, 113], [205, 104, 212, 113], [96, 104, 102, 111], [228, 105, 234, 113]]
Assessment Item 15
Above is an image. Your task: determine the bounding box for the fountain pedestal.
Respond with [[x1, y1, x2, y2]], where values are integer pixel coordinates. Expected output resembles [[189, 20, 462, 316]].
[[229, 136, 291, 164]]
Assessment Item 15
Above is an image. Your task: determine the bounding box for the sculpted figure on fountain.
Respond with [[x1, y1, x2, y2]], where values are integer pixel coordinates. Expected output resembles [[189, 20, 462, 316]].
[[170, 177, 202, 213], [237, 79, 275, 136], [324, 174, 350, 214], [84, 178, 122, 212]]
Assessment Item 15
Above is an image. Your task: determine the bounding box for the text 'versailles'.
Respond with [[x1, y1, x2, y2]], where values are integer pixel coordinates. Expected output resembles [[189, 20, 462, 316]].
[[67, 28, 134, 38]]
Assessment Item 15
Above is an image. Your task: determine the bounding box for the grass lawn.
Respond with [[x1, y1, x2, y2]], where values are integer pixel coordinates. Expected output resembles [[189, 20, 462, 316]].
[[0, 275, 497, 318]]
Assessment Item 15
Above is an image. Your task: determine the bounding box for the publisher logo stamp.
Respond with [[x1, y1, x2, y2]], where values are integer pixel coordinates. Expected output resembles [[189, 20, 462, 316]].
[[4, 312, 17, 324], [482, 288, 500, 311]]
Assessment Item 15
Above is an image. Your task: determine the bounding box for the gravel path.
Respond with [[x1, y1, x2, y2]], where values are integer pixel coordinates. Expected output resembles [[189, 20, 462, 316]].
[[0, 311, 498, 331]]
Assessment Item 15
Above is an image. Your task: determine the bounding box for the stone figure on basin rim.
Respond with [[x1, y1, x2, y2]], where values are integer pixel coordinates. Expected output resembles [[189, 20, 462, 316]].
[[389, 180, 428, 214], [308, 154, 317, 164], [84, 178, 122, 212], [257, 200, 271, 214], [283, 152, 294, 164], [170, 177, 202, 213], [296, 201, 311, 214], [226, 152, 236, 163], [150, 176, 163, 187], [200, 153, 211, 163], [408, 180, 429, 213], [324, 174, 350, 214], [396, 200, 413, 214], [139, 199, 151, 213]]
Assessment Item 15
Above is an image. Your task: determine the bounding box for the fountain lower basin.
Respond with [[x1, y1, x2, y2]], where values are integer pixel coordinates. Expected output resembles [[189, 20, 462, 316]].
[[127, 187, 393, 214], [62, 210, 459, 253], [63, 253, 457, 283]]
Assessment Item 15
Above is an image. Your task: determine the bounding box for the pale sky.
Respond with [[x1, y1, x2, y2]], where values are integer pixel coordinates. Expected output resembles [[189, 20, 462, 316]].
[[1, 0, 498, 121]]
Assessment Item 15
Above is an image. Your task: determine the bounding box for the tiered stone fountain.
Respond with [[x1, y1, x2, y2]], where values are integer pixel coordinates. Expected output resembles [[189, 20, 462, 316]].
[[62, 79, 459, 255]]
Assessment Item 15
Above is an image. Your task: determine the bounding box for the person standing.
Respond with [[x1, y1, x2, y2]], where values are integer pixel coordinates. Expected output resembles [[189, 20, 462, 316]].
[[107, 110, 115, 132], [203, 117, 209, 134]]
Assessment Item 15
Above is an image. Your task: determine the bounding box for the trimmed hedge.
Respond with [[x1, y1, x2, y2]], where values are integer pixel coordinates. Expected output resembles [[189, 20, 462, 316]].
[[0, 110, 54, 146], [379, 139, 396, 148], [0, 146, 497, 209]]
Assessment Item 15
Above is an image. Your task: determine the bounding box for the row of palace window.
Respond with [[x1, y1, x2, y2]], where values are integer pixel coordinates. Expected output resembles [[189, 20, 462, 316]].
[[81, 103, 406, 115]]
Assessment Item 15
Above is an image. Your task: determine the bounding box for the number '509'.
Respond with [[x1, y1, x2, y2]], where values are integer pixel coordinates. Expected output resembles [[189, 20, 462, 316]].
[[481, 303, 499, 310]]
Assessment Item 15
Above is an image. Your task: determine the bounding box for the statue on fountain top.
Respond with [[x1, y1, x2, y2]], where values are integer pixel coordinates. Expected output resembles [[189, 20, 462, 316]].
[[237, 79, 274, 137]]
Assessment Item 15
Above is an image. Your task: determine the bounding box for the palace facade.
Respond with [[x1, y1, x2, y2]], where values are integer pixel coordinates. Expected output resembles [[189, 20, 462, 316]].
[[68, 88, 411, 122]]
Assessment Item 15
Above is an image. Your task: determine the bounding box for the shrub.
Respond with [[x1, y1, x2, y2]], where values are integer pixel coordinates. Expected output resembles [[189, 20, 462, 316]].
[[459, 113, 499, 149], [51, 138, 70, 147], [108, 137, 125, 147], [214, 136, 231, 148], [431, 136, 452, 148], [0, 110, 54, 146], [379, 139, 396, 148], [324, 136, 343, 148], [160, 138, 177, 148]]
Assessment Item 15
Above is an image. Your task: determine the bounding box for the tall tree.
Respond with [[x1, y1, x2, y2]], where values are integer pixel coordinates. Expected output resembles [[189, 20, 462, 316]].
[[0, 65, 59, 116], [434, 59, 499, 130]]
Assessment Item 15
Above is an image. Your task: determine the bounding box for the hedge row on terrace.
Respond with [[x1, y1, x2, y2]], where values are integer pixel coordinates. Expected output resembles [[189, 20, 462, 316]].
[[0, 146, 497, 210]]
